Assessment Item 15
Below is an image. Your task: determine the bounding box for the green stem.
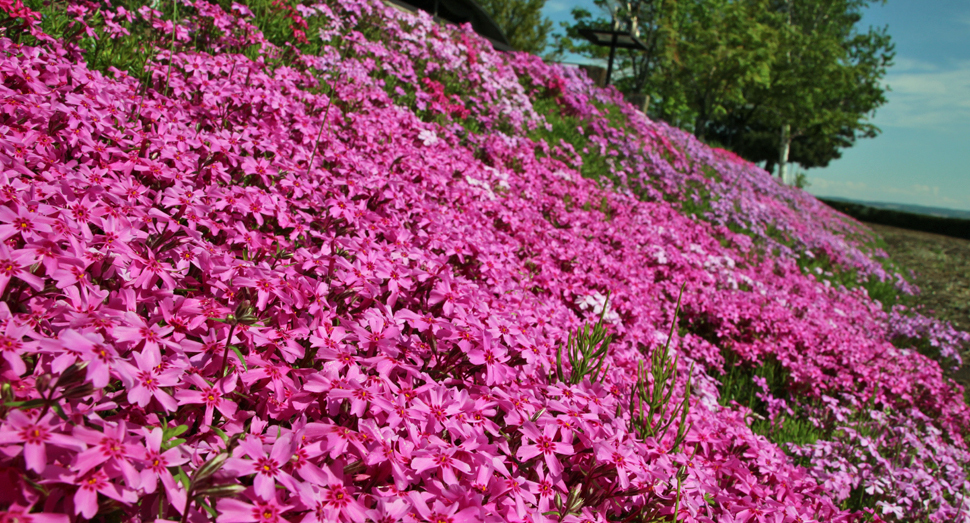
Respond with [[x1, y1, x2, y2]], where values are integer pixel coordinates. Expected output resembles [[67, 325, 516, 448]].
[[305, 76, 338, 177], [164, 0, 179, 97], [220, 322, 238, 378]]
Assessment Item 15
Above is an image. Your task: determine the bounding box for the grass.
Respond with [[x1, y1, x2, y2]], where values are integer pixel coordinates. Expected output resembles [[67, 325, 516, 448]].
[[716, 356, 822, 450]]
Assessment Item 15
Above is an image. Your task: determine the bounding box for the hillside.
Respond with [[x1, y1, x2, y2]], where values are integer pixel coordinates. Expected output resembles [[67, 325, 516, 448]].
[[0, 1, 968, 522]]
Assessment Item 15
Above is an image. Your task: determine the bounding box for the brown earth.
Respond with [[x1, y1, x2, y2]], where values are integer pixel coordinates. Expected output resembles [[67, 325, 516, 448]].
[[866, 223, 970, 399]]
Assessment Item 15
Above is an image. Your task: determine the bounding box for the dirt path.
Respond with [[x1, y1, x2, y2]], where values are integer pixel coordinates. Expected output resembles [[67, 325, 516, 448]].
[[867, 223, 970, 398]]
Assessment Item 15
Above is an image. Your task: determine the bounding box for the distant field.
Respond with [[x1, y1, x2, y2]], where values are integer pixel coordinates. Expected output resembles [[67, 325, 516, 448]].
[[869, 223, 970, 398], [822, 198, 970, 240], [822, 196, 970, 220]]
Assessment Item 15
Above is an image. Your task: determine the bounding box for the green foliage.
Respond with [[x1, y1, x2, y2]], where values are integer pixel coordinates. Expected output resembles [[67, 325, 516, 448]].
[[629, 286, 693, 451], [555, 295, 614, 385], [477, 0, 553, 54], [794, 247, 910, 310], [717, 356, 823, 451], [529, 97, 628, 187], [560, 0, 894, 171]]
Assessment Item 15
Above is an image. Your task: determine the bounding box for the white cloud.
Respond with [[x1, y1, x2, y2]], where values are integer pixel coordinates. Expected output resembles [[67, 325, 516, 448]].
[[808, 178, 970, 211], [544, 0, 570, 13], [892, 57, 939, 73], [878, 57, 970, 129]]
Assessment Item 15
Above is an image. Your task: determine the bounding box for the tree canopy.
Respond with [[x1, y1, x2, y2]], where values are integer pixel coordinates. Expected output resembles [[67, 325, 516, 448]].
[[477, 0, 554, 54], [560, 0, 894, 173]]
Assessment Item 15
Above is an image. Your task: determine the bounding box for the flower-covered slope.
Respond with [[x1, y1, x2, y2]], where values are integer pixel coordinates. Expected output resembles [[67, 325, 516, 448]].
[[0, 1, 968, 522]]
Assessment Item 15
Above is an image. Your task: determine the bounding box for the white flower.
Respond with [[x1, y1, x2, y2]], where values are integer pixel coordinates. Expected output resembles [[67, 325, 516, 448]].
[[418, 129, 438, 146], [576, 292, 619, 323]]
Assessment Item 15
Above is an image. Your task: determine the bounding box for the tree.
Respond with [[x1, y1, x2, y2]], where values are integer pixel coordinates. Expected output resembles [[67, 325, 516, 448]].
[[555, 0, 683, 98], [559, 0, 781, 137], [663, 0, 779, 141], [477, 0, 554, 54], [562, 0, 683, 94], [754, 0, 894, 180], [560, 0, 893, 177]]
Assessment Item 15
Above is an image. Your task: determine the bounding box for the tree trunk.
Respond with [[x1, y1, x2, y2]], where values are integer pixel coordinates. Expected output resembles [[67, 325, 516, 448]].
[[778, 123, 791, 184], [764, 159, 776, 175]]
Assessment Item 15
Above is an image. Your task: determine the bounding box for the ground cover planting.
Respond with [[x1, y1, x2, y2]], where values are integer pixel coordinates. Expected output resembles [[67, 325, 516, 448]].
[[0, 0, 969, 522]]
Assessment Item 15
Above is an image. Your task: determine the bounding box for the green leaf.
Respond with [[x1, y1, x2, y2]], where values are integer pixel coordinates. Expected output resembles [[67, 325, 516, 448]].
[[5, 399, 46, 409], [191, 453, 229, 486], [195, 484, 245, 498], [211, 426, 230, 445], [50, 402, 69, 421], [176, 466, 191, 490], [230, 346, 248, 371], [199, 499, 218, 517]]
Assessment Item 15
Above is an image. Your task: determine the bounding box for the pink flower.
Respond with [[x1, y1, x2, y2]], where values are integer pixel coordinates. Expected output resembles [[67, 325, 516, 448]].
[[0, 312, 32, 375], [174, 374, 239, 427], [217, 495, 292, 523], [72, 468, 137, 520], [117, 346, 182, 411], [224, 435, 299, 500], [72, 421, 144, 489], [294, 466, 367, 523], [138, 427, 188, 511], [408, 493, 480, 523], [411, 437, 472, 484], [516, 421, 574, 476], [467, 331, 510, 385], [0, 506, 69, 523], [0, 242, 43, 297], [113, 312, 175, 355], [0, 411, 84, 473]]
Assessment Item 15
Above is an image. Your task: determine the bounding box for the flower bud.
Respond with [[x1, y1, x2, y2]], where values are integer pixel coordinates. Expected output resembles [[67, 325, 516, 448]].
[[1, 382, 12, 403], [195, 483, 245, 498], [61, 383, 97, 399], [191, 453, 229, 487], [35, 374, 53, 394], [234, 300, 258, 325], [55, 361, 89, 389]]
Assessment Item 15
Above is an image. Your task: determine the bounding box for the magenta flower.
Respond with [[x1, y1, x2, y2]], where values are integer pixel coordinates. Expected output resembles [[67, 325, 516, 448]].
[[428, 276, 463, 316], [0, 411, 84, 473], [113, 312, 175, 355], [516, 422, 574, 476], [0, 313, 32, 376], [217, 495, 292, 523], [72, 421, 144, 489], [467, 331, 510, 385], [129, 250, 178, 290], [408, 492, 481, 523], [350, 312, 400, 357], [118, 347, 182, 411], [0, 242, 43, 297], [0, 203, 52, 242], [411, 437, 472, 484], [294, 468, 368, 523], [39, 329, 116, 388], [0, 506, 69, 523], [593, 438, 636, 488], [138, 428, 188, 511], [411, 388, 461, 433], [174, 374, 239, 427], [224, 435, 299, 500], [72, 468, 138, 520]]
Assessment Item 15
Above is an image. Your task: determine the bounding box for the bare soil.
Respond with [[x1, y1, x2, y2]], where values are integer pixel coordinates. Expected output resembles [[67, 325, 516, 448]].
[[867, 223, 970, 398]]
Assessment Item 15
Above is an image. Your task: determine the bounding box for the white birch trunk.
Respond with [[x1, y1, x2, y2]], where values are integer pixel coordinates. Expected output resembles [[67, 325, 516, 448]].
[[778, 123, 791, 184]]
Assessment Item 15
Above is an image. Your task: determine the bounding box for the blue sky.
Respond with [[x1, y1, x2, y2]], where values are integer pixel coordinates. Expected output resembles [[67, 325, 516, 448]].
[[541, 0, 970, 212]]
